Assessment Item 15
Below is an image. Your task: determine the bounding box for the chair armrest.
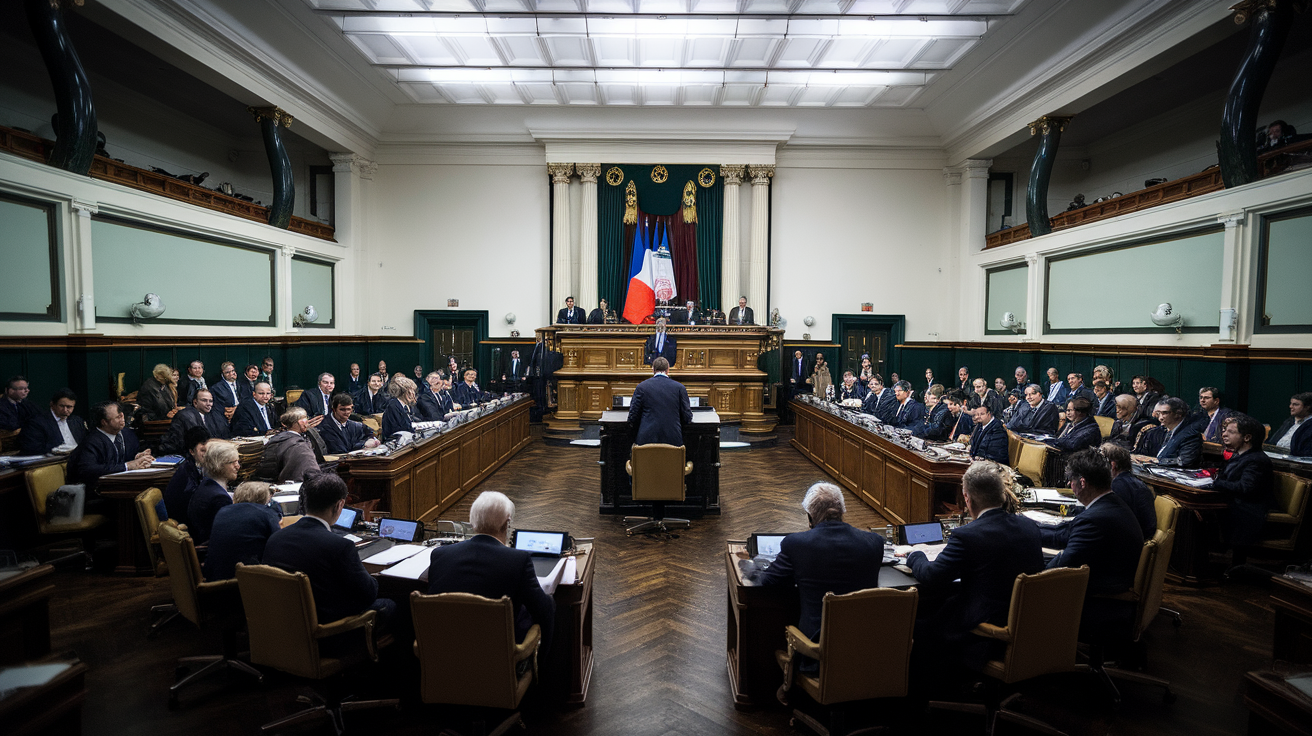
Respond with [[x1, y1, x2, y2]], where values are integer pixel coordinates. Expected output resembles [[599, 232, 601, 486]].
[[514, 624, 541, 663], [196, 578, 239, 596], [315, 609, 377, 640], [784, 625, 821, 661], [971, 623, 1012, 642]]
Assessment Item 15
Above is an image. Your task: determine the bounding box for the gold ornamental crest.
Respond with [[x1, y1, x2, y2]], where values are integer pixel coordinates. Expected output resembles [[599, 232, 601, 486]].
[[650, 165, 669, 184], [697, 167, 715, 187], [605, 166, 624, 186]]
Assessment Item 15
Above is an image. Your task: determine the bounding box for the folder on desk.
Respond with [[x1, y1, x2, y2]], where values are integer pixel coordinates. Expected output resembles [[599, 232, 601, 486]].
[[537, 557, 568, 595], [378, 550, 434, 580]]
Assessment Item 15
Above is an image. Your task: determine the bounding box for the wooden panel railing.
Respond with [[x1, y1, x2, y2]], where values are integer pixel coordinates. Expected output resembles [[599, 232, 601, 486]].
[[0, 125, 335, 242]]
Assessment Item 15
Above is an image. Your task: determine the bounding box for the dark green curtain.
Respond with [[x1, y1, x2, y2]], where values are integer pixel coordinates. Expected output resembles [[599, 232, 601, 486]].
[[695, 177, 722, 311], [597, 176, 628, 310]]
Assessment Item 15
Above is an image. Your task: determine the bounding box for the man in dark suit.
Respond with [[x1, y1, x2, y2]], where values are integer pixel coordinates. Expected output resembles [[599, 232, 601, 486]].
[[587, 298, 612, 325], [1215, 413, 1276, 560], [1136, 397, 1202, 468], [789, 351, 811, 396], [1091, 380, 1118, 418], [837, 371, 867, 402], [453, 369, 488, 407], [231, 382, 277, 436], [239, 364, 260, 402], [67, 401, 153, 492], [203, 482, 282, 581], [1100, 442, 1158, 539], [1043, 367, 1070, 407], [671, 300, 702, 326], [1065, 373, 1096, 405], [890, 380, 925, 428], [262, 474, 395, 640], [1042, 449, 1144, 639], [727, 296, 754, 326], [294, 373, 335, 427], [19, 388, 86, 455], [160, 389, 232, 454], [258, 357, 276, 394], [179, 360, 208, 408], [945, 392, 974, 442], [751, 482, 885, 668], [956, 366, 970, 392], [1108, 394, 1151, 450], [628, 357, 692, 446], [556, 296, 583, 325], [1008, 384, 1060, 435], [501, 350, 528, 393], [1013, 366, 1030, 392], [1193, 386, 1232, 443], [904, 463, 1044, 670], [209, 362, 244, 423], [967, 397, 1008, 463], [1045, 397, 1102, 454], [344, 363, 364, 397], [353, 374, 391, 415], [910, 388, 955, 441], [1267, 391, 1312, 456], [415, 373, 446, 421], [1130, 375, 1161, 423], [427, 491, 556, 656], [861, 376, 898, 423], [0, 375, 37, 430], [319, 394, 380, 455], [970, 378, 1006, 419], [643, 319, 678, 367]]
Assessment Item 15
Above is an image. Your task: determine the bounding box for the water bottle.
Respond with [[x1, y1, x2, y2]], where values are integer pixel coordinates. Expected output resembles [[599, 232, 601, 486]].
[[883, 523, 896, 550]]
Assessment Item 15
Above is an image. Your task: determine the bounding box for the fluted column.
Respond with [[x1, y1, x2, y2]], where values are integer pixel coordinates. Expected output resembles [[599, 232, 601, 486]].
[[576, 164, 600, 311], [747, 164, 774, 320], [549, 163, 575, 314], [719, 165, 744, 313]]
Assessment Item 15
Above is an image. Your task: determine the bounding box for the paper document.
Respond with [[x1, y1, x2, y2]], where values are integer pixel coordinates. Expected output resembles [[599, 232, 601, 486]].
[[363, 544, 429, 565], [537, 557, 568, 595], [344, 534, 362, 543], [1031, 488, 1081, 505], [0, 662, 71, 691], [893, 543, 947, 562], [106, 467, 167, 476], [378, 550, 434, 580], [1021, 510, 1065, 526], [563, 557, 578, 586], [271, 481, 302, 494]]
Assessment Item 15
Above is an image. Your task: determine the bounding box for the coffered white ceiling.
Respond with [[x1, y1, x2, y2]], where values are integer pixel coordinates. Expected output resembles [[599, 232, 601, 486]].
[[304, 0, 1027, 106]]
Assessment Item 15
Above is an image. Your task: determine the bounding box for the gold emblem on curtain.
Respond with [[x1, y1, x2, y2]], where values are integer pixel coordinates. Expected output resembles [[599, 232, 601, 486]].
[[606, 166, 624, 186], [681, 180, 698, 223], [697, 168, 715, 187], [650, 165, 669, 183], [623, 181, 638, 225]]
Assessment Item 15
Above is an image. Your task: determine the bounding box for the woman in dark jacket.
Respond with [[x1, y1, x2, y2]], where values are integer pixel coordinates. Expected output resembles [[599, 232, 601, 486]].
[[137, 363, 179, 421], [382, 376, 417, 439]]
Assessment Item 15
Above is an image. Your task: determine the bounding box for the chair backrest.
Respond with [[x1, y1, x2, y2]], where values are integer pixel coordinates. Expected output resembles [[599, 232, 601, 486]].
[[1094, 415, 1115, 438], [0, 428, 20, 455], [997, 566, 1089, 684], [1131, 529, 1175, 640], [285, 388, 304, 405], [157, 524, 206, 626], [411, 592, 529, 709], [1154, 494, 1181, 535], [1013, 442, 1048, 487], [1006, 430, 1022, 468], [25, 463, 67, 532], [1273, 472, 1310, 517], [234, 564, 328, 680], [815, 587, 919, 703], [134, 487, 166, 575], [629, 444, 688, 502]]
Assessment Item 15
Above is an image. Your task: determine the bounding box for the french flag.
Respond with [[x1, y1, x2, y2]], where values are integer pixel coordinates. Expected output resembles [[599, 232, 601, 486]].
[[623, 218, 656, 324]]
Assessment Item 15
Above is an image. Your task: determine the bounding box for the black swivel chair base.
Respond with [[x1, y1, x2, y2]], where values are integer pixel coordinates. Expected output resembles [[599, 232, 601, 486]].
[[168, 629, 263, 708], [623, 500, 690, 536], [149, 603, 181, 638], [434, 707, 524, 736], [261, 691, 401, 736]]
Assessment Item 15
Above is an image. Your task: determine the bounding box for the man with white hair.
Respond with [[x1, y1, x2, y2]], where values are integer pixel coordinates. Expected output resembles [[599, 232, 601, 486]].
[[426, 491, 556, 658], [751, 482, 885, 668]]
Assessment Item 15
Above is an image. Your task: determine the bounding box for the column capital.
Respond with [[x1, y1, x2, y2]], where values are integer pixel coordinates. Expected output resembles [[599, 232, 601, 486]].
[[719, 164, 746, 185], [70, 199, 98, 215], [548, 163, 575, 184], [329, 152, 377, 180], [1028, 115, 1073, 136], [576, 163, 601, 183], [961, 159, 993, 179], [747, 164, 774, 185], [941, 168, 963, 186], [281, 244, 298, 259], [248, 106, 294, 128], [1025, 253, 1040, 266]]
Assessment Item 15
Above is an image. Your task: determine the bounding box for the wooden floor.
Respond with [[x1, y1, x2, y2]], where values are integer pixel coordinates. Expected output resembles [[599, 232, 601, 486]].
[[47, 427, 1277, 735]]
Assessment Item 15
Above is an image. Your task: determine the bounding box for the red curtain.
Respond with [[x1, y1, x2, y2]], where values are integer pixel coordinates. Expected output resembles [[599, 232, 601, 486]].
[[621, 209, 699, 310]]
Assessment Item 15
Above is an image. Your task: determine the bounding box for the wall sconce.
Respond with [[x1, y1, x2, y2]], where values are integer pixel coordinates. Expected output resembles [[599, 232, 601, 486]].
[[293, 305, 319, 327], [1150, 303, 1184, 333], [129, 293, 165, 324], [999, 311, 1025, 334]]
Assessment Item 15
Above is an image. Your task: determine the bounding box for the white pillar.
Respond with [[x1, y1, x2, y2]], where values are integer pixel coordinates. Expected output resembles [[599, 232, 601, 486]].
[[959, 159, 992, 338], [746, 164, 773, 319], [69, 199, 97, 332], [941, 167, 963, 338], [549, 163, 575, 313], [330, 152, 374, 334], [576, 164, 600, 311], [1217, 211, 1248, 344], [279, 245, 297, 333], [719, 165, 744, 312]]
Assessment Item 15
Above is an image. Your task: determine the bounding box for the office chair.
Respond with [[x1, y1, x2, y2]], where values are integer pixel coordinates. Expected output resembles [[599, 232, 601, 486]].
[[235, 564, 398, 735], [623, 443, 692, 535], [25, 463, 107, 568], [410, 591, 542, 736], [1094, 416, 1115, 438], [1257, 472, 1309, 553], [1013, 442, 1049, 487], [1152, 495, 1184, 628], [776, 587, 919, 736]]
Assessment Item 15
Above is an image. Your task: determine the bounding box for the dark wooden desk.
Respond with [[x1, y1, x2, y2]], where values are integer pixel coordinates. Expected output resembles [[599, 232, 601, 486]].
[[1273, 576, 1312, 666], [0, 458, 65, 551], [791, 398, 969, 524], [96, 467, 178, 576], [1133, 469, 1228, 584], [368, 541, 595, 707], [0, 564, 55, 666], [597, 409, 720, 516], [1244, 669, 1312, 736], [0, 657, 89, 736]]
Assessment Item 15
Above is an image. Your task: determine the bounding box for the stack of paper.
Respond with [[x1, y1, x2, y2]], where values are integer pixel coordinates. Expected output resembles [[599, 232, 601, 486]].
[[537, 557, 568, 595], [893, 543, 947, 561], [378, 550, 434, 580], [1021, 510, 1065, 526], [363, 544, 429, 565]]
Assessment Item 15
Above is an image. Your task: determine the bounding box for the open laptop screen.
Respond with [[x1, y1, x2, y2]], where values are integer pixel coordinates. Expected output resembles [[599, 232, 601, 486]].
[[513, 530, 566, 557], [748, 533, 789, 559], [901, 522, 944, 546], [333, 507, 359, 531], [378, 518, 422, 542]]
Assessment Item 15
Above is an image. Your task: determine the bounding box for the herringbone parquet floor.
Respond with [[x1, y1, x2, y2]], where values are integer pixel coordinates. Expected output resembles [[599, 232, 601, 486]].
[[48, 427, 1275, 736]]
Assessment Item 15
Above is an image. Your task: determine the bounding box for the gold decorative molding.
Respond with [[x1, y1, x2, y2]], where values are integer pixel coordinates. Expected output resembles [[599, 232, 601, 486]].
[[748, 164, 775, 185], [605, 166, 624, 186], [623, 180, 637, 224], [247, 106, 293, 128], [548, 162, 575, 184], [719, 164, 745, 185], [651, 164, 669, 183], [1230, 0, 1303, 24], [576, 163, 601, 184], [698, 167, 716, 187], [1027, 115, 1073, 136]]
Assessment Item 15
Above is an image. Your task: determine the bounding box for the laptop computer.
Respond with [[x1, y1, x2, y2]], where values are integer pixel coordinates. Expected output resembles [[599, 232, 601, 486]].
[[898, 521, 945, 546], [747, 533, 790, 560], [377, 517, 425, 543], [513, 529, 569, 577], [331, 506, 362, 534]]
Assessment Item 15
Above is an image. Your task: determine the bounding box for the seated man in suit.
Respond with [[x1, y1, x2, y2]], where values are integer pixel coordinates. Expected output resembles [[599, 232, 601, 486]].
[[628, 357, 691, 446], [788, 350, 811, 396], [162, 426, 210, 524], [1042, 449, 1144, 640], [68, 401, 153, 492], [837, 371, 867, 403], [255, 408, 323, 483], [1107, 394, 1151, 450], [1045, 397, 1102, 454], [967, 397, 1008, 463], [556, 296, 583, 325], [890, 380, 925, 428], [353, 373, 391, 415], [1135, 397, 1202, 468], [971, 378, 1006, 419], [1099, 442, 1157, 539], [381, 377, 418, 439], [160, 389, 231, 455], [1013, 366, 1030, 393], [1130, 375, 1161, 422], [501, 350, 528, 393], [727, 296, 754, 326], [262, 473, 396, 647], [203, 481, 282, 581], [19, 388, 86, 455], [186, 439, 242, 545], [452, 368, 488, 407], [416, 372, 446, 421], [208, 362, 243, 422], [902, 462, 1044, 672], [911, 385, 955, 441], [293, 372, 336, 427], [231, 381, 277, 436], [1216, 413, 1276, 565], [1065, 373, 1096, 405], [319, 394, 380, 455], [672, 300, 702, 325], [0, 375, 38, 430], [427, 491, 556, 660], [861, 375, 898, 423], [1193, 386, 1232, 443], [643, 318, 678, 367], [1091, 379, 1118, 418], [956, 366, 971, 392], [374, 360, 389, 380], [587, 298, 611, 325], [750, 482, 885, 671], [238, 364, 260, 401], [179, 360, 208, 408], [344, 363, 364, 397], [944, 391, 974, 443], [258, 357, 276, 394], [1267, 391, 1312, 456], [1043, 367, 1070, 407]]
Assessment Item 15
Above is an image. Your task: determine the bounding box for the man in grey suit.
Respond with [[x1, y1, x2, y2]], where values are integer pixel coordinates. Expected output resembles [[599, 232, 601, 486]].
[[727, 296, 755, 326]]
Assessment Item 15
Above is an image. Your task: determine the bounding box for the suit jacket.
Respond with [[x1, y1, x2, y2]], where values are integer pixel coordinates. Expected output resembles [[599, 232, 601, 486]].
[[258, 371, 276, 394], [0, 398, 37, 430], [231, 398, 275, 436], [975, 390, 1006, 419], [136, 378, 177, 421], [643, 333, 678, 366], [969, 418, 1008, 463], [726, 306, 755, 325], [1108, 418, 1150, 450], [1008, 400, 1060, 435], [294, 390, 333, 418], [501, 357, 528, 387], [353, 388, 390, 416], [263, 517, 380, 624], [628, 374, 692, 446], [318, 417, 376, 454], [415, 385, 446, 422], [1047, 417, 1102, 454], [452, 381, 486, 407], [1212, 448, 1275, 545], [186, 477, 232, 545], [1092, 393, 1118, 418], [159, 407, 231, 455], [426, 534, 556, 652], [586, 308, 608, 325], [179, 376, 208, 408], [1134, 391, 1161, 422], [1043, 381, 1071, 407], [754, 520, 885, 643], [67, 427, 140, 492], [208, 380, 243, 411], [910, 402, 955, 441], [837, 383, 868, 402], [950, 412, 974, 441], [790, 357, 812, 393], [1111, 473, 1157, 539], [891, 398, 925, 428], [861, 388, 898, 423], [237, 379, 257, 403], [381, 400, 414, 438], [163, 456, 203, 524], [556, 306, 583, 325], [1268, 417, 1312, 456], [203, 503, 281, 581], [671, 308, 702, 325], [19, 410, 87, 455], [1042, 492, 1144, 596], [1066, 385, 1096, 405], [344, 376, 364, 397], [1155, 425, 1202, 467], [1195, 407, 1233, 443]]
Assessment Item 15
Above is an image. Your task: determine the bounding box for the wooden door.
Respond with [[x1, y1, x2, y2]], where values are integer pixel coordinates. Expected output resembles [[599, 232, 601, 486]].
[[432, 327, 475, 374], [842, 328, 888, 378]]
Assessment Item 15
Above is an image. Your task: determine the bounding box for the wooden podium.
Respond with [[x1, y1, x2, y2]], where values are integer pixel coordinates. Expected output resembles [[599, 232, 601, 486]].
[[536, 324, 782, 434]]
